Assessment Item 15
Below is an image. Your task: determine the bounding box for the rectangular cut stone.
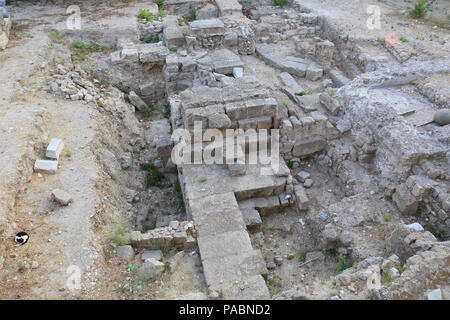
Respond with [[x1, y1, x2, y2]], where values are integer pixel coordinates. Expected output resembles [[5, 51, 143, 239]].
[[189, 192, 246, 237], [34, 159, 58, 174], [46, 138, 64, 160], [293, 137, 327, 157], [202, 249, 267, 287], [190, 19, 225, 35], [138, 43, 170, 63]]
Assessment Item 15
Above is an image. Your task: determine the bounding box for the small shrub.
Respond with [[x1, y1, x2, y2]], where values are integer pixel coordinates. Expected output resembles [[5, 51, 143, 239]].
[[115, 84, 130, 95], [141, 105, 153, 117], [188, 11, 196, 21], [158, 9, 166, 18], [138, 9, 154, 21], [159, 103, 171, 119], [177, 17, 186, 26], [140, 164, 166, 188], [156, 0, 164, 6], [274, 0, 288, 7], [110, 224, 130, 246], [286, 160, 294, 169], [336, 254, 351, 271], [409, 0, 431, 19]]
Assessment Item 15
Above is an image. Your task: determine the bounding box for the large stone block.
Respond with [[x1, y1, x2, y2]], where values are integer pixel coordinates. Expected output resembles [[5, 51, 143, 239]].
[[392, 183, 419, 215], [292, 137, 327, 157], [138, 43, 170, 63]]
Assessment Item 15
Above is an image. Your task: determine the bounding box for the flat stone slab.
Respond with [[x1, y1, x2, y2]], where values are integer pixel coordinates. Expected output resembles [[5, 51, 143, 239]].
[[138, 43, 170, 63], [190, 19, 225, 35], [198, 48, 243, 75], [34, 159, 58, 174], [202, 249, 268, 287], [404, 107, 435, 127], [189, 192, 246, 237]]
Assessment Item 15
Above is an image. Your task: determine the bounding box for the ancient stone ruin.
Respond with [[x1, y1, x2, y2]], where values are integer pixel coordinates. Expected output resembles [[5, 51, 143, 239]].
[[0, 0, 448, 301]]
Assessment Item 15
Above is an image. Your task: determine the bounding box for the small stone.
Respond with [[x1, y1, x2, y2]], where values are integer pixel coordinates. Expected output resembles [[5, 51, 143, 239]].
[[117, 245, 135, 262], [31, 261, 39, 269], [267, 261, 276, 270], [427, 288, 442, 300], [296, 171, 310, 183], [233, 67, 243, 78], [208, 290, 219, 300], [141, 250, 162, 262], [169, 221, 180, 230], [274, 256, 283, 266], [51, 189, 73, 206], [138, 258, 165, 280], [433, 109, 450, 126], [406, 222, 424, 232], [303, 179, 313, 188]]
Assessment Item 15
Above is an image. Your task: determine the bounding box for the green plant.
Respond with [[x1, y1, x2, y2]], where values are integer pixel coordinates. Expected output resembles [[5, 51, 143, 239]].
[[138, 9, 154, 21], [274, 0, 288, 7], [400, 36, 408, 42], [188, 11, 196, 21], [395, 265, 404, 274], [71, 41, 105, 63], [299, 90, 313, 96], [286, 160, 294, 169], [327, 90, 335, 96], [177, 17, 186, 26], [383, 215, 390, 222], [158, 9, 166, 18], [159, 103, 171, 119], [409, 0, 431, 19], [115, 84, 130, 95], [65, 151, 72, 157], [140, 164, 166, 188], [384, 195, 392, 201], [200, 176, 207, 183], [156, 0, 164, 6], [336, 254, 351, 271], [283, 101, 290, 107], [141, 105, 153, 117], [381, 272, 392, 287]]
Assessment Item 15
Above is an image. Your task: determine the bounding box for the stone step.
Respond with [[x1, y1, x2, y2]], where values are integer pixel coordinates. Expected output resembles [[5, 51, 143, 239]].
[[197, 230, 254, 260], [189, 192, 247, 238], [219, 275, 270, 299], [202, 249, 268, 288]]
